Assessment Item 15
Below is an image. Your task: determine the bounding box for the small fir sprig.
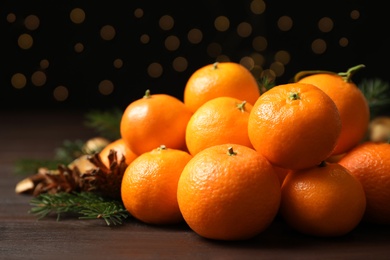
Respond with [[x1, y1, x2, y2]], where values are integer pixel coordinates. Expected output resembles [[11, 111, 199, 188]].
[[14, 139, 86, 176], [84, 108, 123, 141], [29, 191, 131, 226], [257, 76, 276, 93], [357, 78, 390, 118]]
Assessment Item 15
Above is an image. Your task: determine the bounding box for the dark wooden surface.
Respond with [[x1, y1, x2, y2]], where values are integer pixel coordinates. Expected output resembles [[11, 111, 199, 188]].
[[1, 110, 390, 260]]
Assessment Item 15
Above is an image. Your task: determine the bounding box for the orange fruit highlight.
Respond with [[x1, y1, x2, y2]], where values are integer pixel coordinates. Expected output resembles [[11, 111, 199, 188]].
[[177, 144, 281, 241], [248, 82, 342, 170], [98, 138, 138, 169], [185, 96, 253, 155], [296, 64, 370, 155], [183, 62, 260, 113], [280, 161, 366, 237], [121, 145, 192, 225], [339, 141, 390, 224], [120, 89, 193, 155]]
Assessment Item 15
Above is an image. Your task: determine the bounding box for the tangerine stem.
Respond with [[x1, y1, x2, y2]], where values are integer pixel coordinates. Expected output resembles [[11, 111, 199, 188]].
[[289, 92, 300, 100], [212, 62, 219, 70], [143, 89, 151, 98], [293, 70, 337, 82], [236, 101, 247, 112], [157, 145, 167, 151], [337, 64, 365, 83], [227, 147, 237, 156]]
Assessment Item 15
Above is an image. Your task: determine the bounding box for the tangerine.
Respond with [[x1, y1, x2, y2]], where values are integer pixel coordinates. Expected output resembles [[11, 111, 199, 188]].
[[120, 89, 193, 155], [296, 64, 370, 155], [338, 141, 390, 224], [121, 145, 192, 225], [185, 96, 253, 155], [98, 138, 138, 169], [248, 82, 342, 170], [177, 144, 281, 241], [183, 62, 260, 113], [280, 161, 366, 237]]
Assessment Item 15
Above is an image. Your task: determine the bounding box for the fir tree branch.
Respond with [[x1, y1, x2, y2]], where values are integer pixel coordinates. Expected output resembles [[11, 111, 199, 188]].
[[54, 139, 86, 162], [358, 78, 390, 118], [84, 108, 122, 140], [29, 192, 131, 226], [13, 139, 86, 176]]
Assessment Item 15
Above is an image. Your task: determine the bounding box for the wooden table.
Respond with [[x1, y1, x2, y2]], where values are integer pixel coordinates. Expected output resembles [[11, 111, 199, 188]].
[[1, 109, 390, 260]]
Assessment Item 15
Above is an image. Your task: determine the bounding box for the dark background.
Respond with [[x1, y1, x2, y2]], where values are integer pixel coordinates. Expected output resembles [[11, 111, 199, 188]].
[[1, 1, 389, 112]]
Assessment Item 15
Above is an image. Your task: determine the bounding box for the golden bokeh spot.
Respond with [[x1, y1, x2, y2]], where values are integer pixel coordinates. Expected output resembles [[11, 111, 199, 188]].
[[237, 22, 252, 38], [251, 64, 264, 81], [250, 52, 265, 67], [274, 50, 290, 65], [250, 0, 266, 15], [18, 33, 33, 49], [53, 86, 69, 101], [159, 15, 174, 31], [24, 15, 40, 30], [98, 80, 114, 95], [70, 8, 86, 24], [31, 71, 46, 87], [172, 56, 188, 72], [240, 56, 255, 70], [318, 17, 333, 33], [147, 62, 163, 78], [311, 38, 327, 54], [187, 28, 203, 44], [140, 34, 150, 44], [74, 42, 84, 53], [6, 13, 16, 23], [277, 16, 293, 31], [339, 37, 349, 47], [252, 36, 267, 51], [100, 25, 116, 41], [11, 73, 27, 89], [40, 59, 50, 69], [207, 42, 222, 58], [350, 10, 360, 20], [215, 55, 231, 62], [134, 8, 144, 18], [261, 69, 276, 82], [214, 16, 230, 32], [165, 35, 180, 51], [113, 59, 123, 69], [270, 61, 285, 77]]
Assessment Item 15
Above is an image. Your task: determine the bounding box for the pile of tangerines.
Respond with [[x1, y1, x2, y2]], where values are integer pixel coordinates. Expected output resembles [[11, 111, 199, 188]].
[[98, 62, 390, 241]]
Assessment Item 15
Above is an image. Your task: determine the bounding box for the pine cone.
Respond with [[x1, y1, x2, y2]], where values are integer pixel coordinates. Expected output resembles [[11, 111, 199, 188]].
[[15, 165, 85, 196], [15, 151, 128, 200], [82, 150, 128, 199]]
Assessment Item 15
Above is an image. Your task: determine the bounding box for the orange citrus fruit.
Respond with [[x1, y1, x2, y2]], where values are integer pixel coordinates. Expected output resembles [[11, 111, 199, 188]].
[[296, 64, 370, 155], [98, 138, 138, 169], [280, 161, 366, 237], [177, 143, 281, 241], [185, 96, 253, 155], [338, 141, 390, 224], [273, 166, 291, 186], [248, 82, 342, 170], [120, 89, 193, 155], [121, 145, 192, 225], [183, 62, 260, 113]]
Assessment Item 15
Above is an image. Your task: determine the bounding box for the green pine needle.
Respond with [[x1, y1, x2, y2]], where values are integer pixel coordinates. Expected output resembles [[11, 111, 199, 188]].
[[54, 139, 86, 162], [29, 192, 131, 226], [358, 78, 390, 118], [84, 108, 123, 140], [257, 76, 276, 93], [13, 139, 86, 176]]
